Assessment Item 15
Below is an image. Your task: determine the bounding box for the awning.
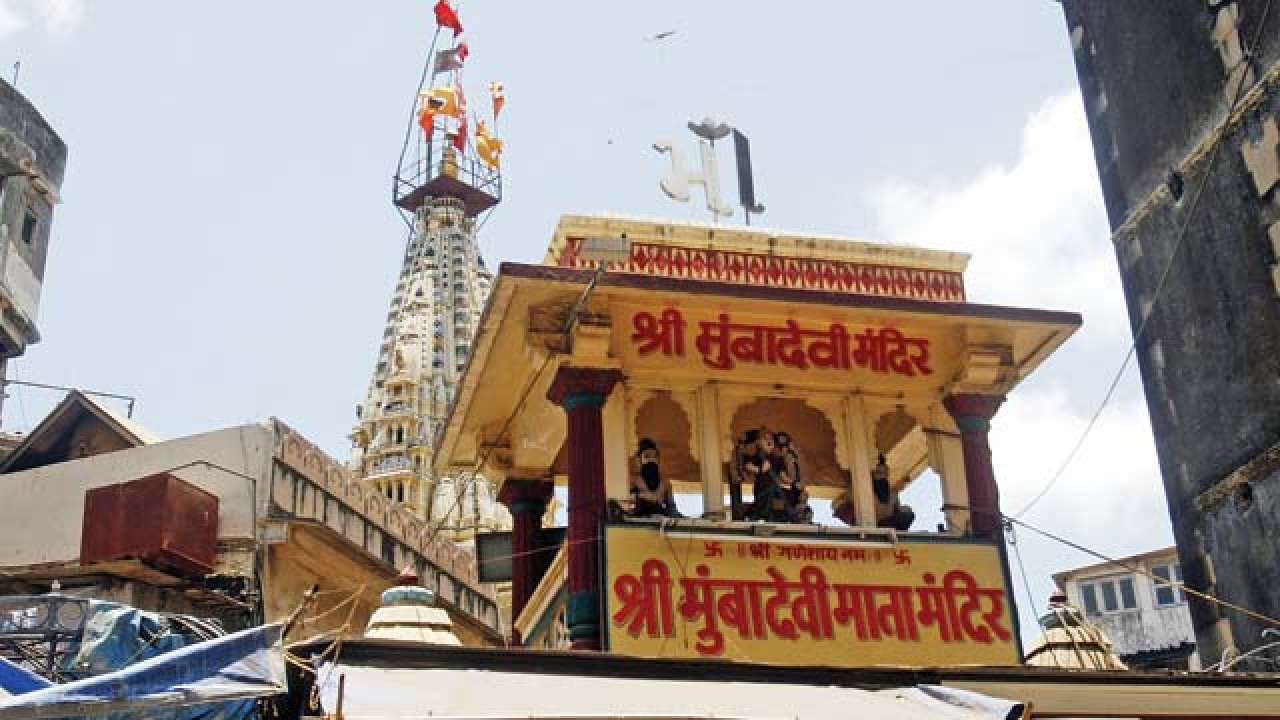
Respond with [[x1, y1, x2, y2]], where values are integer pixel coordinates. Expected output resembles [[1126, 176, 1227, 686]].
[[0, 624, 285, 719], [317, 662, 1026, 719]]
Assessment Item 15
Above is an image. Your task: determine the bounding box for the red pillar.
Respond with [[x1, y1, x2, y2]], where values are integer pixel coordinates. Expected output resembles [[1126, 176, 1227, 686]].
[[546, 366, 623, 651], [943, 393, 1006, 540], [497, 478, 553, 646]]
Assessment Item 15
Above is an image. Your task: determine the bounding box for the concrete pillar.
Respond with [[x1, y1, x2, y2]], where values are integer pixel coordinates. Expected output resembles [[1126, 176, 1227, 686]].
[[601, 387, 630, 503], [842, 396, 878, 527], [546, 366, 623, 651], [497, 478, 554, 646], [926, 407, 969, 534], [696, 383, 726, 519], [942, 393, 1005, 540]]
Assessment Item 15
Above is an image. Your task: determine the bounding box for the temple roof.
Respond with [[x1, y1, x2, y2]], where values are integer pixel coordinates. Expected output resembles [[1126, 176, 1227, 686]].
[[433, 260, 1080, 486], [0, 390, 156, 474]]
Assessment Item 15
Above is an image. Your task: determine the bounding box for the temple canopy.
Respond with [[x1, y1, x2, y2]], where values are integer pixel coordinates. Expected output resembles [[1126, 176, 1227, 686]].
[[435, 215, 1079, 530]]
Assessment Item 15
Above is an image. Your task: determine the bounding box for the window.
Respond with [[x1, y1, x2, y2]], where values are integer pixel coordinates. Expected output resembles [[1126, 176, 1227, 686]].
[[21, 208, 38, 245], [1152, 563, 1185, 606], [1079, 575, 1138, 615]]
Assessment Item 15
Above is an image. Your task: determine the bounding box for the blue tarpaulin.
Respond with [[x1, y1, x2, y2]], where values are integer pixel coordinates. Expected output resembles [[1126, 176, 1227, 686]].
[[0, 656, 52, 697], [0, 624, 285, 719]]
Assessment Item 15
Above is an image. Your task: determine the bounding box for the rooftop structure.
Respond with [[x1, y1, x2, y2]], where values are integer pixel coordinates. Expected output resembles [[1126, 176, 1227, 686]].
[[1052, 546, 1198, 670], [290, 634, 1280, 719], [436, 213, 1081, 658], [0, 402, 503, 645]]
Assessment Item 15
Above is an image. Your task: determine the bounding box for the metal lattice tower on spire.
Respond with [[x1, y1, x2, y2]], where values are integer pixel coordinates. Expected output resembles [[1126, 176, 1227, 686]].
[[351, 7, 509, 544]]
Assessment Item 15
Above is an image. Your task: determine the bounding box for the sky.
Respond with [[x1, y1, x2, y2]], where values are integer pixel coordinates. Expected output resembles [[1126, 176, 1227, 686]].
[[1, 0, 1173, 645]]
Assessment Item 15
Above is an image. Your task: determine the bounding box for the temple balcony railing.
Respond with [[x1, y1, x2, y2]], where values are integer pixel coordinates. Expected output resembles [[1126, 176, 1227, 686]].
[[393, 145, 501, 217], [380, 402, 415, 419], [366, 456, 414, 481]]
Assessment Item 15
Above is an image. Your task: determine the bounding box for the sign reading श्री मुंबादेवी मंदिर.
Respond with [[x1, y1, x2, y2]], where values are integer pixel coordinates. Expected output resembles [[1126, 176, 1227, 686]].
[[603, 524, 1019, 667]]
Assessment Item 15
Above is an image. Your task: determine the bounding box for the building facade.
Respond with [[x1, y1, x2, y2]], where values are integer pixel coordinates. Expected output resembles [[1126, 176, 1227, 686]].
[[0, 78, 65, 420], [1053, 547, 1198, 670], [0, 399, 504, 644], [349, 196, 509, 543], [437, 213, 1082, 656], [1060, 1, 1280, 667]]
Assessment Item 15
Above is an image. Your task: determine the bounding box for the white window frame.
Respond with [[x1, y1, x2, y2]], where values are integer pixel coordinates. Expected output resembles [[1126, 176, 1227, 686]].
[[1151, 562, 1186, 607], [1079, 574, 1139, 616]]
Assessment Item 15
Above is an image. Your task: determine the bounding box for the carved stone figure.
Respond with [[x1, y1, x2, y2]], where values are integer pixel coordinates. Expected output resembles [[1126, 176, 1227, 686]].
[[629, 437, 680, 518]]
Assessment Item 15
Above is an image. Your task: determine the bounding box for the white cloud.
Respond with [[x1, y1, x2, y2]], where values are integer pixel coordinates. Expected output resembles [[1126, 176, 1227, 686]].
[[868, 92, 1129, 343], [0, 0, 85, 37], [865, 91, 1172, 638], [38, 0, 85, 34], [0, 2, 26, 36]]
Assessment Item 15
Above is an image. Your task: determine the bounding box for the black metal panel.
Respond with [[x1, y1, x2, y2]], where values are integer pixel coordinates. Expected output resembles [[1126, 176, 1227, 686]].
[[475, 527, 565, 583]]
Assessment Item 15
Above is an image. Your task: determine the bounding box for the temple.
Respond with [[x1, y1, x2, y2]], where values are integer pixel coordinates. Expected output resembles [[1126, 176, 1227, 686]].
[[433, 213, 1081, 658], [349, 10, 511, 550]]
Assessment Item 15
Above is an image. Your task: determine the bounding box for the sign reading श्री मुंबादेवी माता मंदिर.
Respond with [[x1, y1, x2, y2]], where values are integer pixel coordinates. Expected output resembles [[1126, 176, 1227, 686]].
[[603, 524, 1019, 667]]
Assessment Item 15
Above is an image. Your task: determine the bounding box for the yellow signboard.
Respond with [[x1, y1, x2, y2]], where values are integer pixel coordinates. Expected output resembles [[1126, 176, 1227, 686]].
[[614, 302, 957, 391], [603, 524, 1020, 667]]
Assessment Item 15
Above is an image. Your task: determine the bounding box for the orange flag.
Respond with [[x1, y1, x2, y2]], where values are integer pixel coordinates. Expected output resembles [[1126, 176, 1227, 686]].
[[489, 81, 505, 119], [475, 119, 502, 169]]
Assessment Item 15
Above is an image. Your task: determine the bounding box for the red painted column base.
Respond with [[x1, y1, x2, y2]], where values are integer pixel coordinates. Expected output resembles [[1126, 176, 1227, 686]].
[[498, 478, 554, 646]]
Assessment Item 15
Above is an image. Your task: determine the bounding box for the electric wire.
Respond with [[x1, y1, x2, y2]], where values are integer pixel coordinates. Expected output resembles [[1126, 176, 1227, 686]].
[[9, 360, 28, 431], [1003, 512, 1280, 630], [420, 351, 556, 550], [1013, 0, 1274, 519], [1005, 521, 1043, 627], [420, 264, 606, 553]]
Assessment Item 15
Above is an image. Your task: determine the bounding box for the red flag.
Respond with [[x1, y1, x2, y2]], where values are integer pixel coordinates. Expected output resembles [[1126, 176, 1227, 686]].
[[434, 0, 463, 35], [452, 116, 467, 152]]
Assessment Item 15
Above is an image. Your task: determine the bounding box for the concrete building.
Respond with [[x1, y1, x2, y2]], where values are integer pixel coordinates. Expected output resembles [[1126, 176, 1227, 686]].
[[1053, 547, 1198, 670], [1060, 1, 1280, 667], [0, 392, 504, 645], [0, 78, 65, 418]]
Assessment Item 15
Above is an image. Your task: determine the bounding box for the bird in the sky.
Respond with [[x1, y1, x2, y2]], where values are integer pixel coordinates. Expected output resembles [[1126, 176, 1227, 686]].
[[646, 30, 678, 41]]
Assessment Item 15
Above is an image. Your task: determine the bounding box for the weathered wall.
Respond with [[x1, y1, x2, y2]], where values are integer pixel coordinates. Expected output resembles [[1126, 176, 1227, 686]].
[[0, 424, 272, 567], [0, 77, 65, 338], [1062, 0, 1280, 666], [1062, 553, 1196, 666], [0, 78, 66, 186]]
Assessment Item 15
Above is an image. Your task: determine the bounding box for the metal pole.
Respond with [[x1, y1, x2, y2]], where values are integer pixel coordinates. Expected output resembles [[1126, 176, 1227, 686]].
[[1, 379, 137, 415]]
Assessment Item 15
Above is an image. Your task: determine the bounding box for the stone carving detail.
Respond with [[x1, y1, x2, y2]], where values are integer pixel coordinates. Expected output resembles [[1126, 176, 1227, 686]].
[[554, 238, 966, 303]]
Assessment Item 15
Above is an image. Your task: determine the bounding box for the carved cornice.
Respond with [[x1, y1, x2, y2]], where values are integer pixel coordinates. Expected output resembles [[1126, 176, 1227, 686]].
[[552, 237, 966, 303]]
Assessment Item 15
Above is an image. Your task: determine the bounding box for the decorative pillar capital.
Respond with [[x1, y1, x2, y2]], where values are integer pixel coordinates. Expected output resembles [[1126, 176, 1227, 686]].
[[498, 478, 554, 516], [547, 366, 624, 409], [943, 393, 1005, 430]]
